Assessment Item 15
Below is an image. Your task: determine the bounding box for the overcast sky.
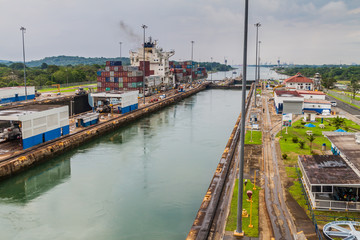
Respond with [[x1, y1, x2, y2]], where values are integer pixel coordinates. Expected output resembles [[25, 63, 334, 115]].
[[1, 0, 360, 65]]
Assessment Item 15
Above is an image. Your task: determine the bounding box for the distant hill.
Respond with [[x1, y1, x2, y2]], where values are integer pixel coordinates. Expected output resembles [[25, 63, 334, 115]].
[[25, 56, 130, 67], [0, 60, 11, 64]]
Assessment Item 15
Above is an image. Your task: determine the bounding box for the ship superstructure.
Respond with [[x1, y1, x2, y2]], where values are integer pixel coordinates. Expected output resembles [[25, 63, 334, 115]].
[[130, 37, 175, 92]]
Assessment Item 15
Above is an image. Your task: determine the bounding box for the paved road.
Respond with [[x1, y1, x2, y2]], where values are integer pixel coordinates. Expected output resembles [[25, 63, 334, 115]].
[[262, 95, 296, 240], [326, 95, 360, 118]]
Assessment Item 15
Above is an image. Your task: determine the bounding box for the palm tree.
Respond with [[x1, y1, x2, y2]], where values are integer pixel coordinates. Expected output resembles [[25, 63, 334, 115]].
[[332, 116, 345, 130], [307, 134, 315, 152]]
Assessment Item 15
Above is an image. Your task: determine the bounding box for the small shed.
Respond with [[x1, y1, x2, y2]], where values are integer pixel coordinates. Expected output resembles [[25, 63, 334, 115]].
[[303, 110, 317, 122], [0, 105, 69, 149], [90, 91, 139, 114]]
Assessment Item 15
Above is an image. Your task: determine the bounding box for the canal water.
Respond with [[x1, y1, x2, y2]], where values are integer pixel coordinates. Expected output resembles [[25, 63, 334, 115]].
[[0, 89, 245, 240], [208, 66, 287, 81]]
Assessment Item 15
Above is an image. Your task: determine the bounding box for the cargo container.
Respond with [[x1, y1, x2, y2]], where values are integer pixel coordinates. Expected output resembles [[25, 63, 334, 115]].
[[75, 112, 99, 127]]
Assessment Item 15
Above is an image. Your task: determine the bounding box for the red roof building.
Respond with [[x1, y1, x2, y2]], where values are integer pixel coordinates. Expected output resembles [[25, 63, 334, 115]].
[[284, 72, 314, 91]]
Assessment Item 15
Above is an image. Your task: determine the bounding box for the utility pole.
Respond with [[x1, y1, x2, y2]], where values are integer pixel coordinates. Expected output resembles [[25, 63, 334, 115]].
[[258, 41, 261, 85], [254, 22, 261, 107], [142, 25, 147, 104], [191, 41, 194, 86], [210, 57, 213, 82], [20, 26, 27, 100], [235, 0, 248, 236], [119, 41, 122, 59]]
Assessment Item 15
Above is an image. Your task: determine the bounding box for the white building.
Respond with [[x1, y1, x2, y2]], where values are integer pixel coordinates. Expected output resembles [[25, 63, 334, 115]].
[[0, 86, 35, 104], [284, 73, 314, 91], [299, 132, 360, 212], [274, 90, 304, 114], [0, 105, 69, 149], [303, 99, 331, 114], [296, 90, 326, 100], [130, 38, 175, 87], [90, 90, 139, 114]]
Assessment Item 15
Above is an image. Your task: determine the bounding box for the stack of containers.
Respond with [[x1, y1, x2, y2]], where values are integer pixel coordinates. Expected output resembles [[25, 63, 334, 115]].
[[169, 61, 205, 82], [97, 61, 144, 92]]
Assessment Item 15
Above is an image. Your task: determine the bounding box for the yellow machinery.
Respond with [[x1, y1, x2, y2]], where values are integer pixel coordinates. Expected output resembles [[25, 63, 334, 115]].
[[52, 84, 60, 94]]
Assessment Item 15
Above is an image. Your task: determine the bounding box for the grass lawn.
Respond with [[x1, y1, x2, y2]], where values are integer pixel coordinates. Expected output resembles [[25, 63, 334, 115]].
[[38, 83, 96, 92], [278, 117, 360, 224], [277, 118, 336, 165], [226, 179, 260, 237], [245, 130, 262, 145], [287, 176, 360, 225]]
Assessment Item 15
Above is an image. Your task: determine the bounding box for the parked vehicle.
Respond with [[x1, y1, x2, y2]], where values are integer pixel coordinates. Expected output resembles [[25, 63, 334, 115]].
[[331, 101, 337, 107], [75, 87, 86, 95]]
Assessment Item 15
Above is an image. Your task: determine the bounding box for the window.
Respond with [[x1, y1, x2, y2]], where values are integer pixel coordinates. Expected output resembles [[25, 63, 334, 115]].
[[323, 186, 332, 192], [312, 186, 321, 192]]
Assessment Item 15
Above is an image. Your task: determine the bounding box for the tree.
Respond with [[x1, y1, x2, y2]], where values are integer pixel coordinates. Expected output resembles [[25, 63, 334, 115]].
[[9, 62, 25, 70], [332, 116, 345, 130], [321, 77, 336, 89], [40, 62, 48, 69], [349, 76, 360, 99], [307, 135, 315, 152]]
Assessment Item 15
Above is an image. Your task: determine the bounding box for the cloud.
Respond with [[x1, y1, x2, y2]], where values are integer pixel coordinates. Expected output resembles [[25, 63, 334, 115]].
[[348, 7, 360, 15], [319, 1, 347, 15]]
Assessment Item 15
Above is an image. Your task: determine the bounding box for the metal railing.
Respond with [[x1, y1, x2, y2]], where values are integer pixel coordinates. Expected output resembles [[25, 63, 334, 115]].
[[315, 199, 360, 211], [327, 90, 360, 107], [296, 168, 324, 240]]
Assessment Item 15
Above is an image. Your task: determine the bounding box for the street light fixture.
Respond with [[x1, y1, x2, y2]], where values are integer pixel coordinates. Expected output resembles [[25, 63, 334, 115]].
[[20, 26, 27, 100], [142, 25, 147, 104], [254, 22, 261, 107], [119, 41, 122, 59]]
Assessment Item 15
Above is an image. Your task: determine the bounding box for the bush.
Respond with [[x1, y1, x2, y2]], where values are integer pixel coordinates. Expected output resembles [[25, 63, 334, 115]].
[[282, 153, 288, 160], [300, 122, 306, 125], [299, 140, 305, 149], [292, 137, 298, 143]]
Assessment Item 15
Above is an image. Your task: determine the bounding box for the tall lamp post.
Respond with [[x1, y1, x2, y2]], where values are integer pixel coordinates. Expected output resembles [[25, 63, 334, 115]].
[[234, 0, 248, 237], [210, 57, 213, 82], [119, 41, 122, 59], [258, 41, 261, 85], [20, 26, 27, 100], [254, 22, 261, 107], [191, 41, 194, 85], [142, 25, 147, 104]]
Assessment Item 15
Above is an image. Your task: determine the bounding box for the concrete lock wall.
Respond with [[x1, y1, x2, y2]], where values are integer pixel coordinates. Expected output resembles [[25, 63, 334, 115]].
[[0, 84, 208, 180]]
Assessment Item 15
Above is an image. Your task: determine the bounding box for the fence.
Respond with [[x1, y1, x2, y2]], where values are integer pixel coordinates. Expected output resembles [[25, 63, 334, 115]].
[[296, 168, 324, 240], [327, 90, 360, 107], [35, 81, 97, 90]]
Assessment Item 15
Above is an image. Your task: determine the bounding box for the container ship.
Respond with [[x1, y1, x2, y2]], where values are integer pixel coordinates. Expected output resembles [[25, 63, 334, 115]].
[[97, 37, 207, 96]]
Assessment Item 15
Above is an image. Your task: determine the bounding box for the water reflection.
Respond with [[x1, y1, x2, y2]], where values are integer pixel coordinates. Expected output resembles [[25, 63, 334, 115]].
[[0, 158, 71, 204]]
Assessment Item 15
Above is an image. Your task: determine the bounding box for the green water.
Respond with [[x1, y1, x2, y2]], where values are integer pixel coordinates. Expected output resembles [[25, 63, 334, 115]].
[[0, 89, 244, 240]]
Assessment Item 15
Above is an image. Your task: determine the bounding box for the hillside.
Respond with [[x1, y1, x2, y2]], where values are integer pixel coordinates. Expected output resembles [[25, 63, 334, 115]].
[[24, 56, 130, 67]]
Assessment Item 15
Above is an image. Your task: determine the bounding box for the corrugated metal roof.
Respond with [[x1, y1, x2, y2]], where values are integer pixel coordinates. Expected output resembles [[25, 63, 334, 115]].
[[299, 155, 360, 185], [296, 90, 325, 95], [325, 133, 360, 173]]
